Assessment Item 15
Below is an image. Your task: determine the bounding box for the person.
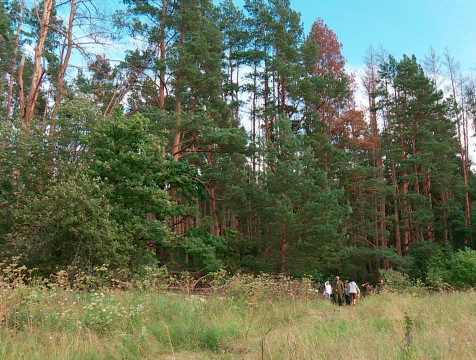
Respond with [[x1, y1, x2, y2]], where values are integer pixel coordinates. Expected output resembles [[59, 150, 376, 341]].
[[313, 281, 323, 296], [348, 279, 360, 306], [324, 280, 332, 300], [362, 282, 372, 297], [319, 281, 325, 297], [376, 279, 385, 294], [314, 281, 321, 295], [334, 276, 344, 306], [344, 281, 350, 305]]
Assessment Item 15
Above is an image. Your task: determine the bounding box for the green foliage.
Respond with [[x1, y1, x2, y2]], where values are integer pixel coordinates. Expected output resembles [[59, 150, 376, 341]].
[[377, 54, 464, 249], [89, 112, 175, 265], [3, 169, 132, 274], [407, 240, 443, 280], [426, 247, 476, 289], [1, 0, 475, 283], [180, 228, 227, 272], [248, 117, 350, 275], [53, 97, 105, 164], [449, 248, 476, 288], [379, 268, 412, 291]]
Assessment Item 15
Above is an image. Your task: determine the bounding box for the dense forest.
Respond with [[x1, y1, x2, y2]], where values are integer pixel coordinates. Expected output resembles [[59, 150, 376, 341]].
[[0, 0, 475, 282]]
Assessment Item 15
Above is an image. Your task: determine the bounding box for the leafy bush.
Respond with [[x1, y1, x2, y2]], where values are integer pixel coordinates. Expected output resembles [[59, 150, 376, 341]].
[[448, 248, 476, 288], [426, 247, 476, 289], [379, 268, 412, 291], [407, 241, 443, 280], [179, 228, 227, 272], [3, 171, 135, 274]]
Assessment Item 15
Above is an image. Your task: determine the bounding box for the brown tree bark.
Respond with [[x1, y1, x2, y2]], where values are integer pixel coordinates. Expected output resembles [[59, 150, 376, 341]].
[[17, 54, 25, 120], [423, 169, 435, 242], [207, 145, 220, 237], [172, 25, 184, 162], [22, 0, 54, 127]]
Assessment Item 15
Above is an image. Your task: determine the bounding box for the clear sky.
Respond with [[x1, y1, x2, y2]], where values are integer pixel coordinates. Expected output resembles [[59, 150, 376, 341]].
[[227, 0, 476, 72]]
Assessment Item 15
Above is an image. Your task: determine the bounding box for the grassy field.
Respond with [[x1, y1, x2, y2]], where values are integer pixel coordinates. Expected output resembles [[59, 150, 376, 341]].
[[0, 279, 475, 360]]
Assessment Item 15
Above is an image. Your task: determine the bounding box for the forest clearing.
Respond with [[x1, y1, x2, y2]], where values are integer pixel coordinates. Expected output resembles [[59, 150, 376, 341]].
[[0, 267, 475, 360], [0, 287, 474, 359], [1, 0, 476, 358]]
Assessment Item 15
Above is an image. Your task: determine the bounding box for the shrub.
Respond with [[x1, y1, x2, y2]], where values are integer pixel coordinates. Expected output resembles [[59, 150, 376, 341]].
[[379, 268, 412, 291], [426, 247, 476, 289], [448, 248, 476, 288]]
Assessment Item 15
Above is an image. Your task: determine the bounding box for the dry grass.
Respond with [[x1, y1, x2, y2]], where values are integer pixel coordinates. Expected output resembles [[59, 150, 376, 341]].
[[0, 273, 474, 359], [260, 292, 476, 360]]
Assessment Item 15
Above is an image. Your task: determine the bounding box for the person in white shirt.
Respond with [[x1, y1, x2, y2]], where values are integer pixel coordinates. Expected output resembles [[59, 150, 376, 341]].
[[348, 280, 360, 306], [324, 280, 332, 300]]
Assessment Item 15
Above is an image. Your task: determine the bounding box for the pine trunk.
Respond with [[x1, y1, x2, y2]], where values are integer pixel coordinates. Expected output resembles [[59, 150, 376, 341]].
[[159, 0, 167, 112], [22, 0, 54, 127], [51, 0, 76, 137], [5, 0, 24, 124], [280, 220, 287, 274]]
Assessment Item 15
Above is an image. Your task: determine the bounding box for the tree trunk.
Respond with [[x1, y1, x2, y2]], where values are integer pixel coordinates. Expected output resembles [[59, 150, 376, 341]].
[[391, 159, 402, 255], [5, 0, 24, 124], [159, 0, 167, 112], [445, 51, 471, 244], [170, 25, 184, 238], [22, 0, 54, 127], [280, 220, 287, 274], [252, 60, 257, 176], [441, 191, 448, 244], [18, 54, 25, 120], [207, 144, 220, 236], [51, 0, 76, 135], [172, 26, 184, 162], [423, 169, 435, 242]]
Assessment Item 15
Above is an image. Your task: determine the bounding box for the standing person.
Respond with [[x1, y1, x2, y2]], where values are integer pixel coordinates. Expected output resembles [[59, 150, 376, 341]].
[[348, 280, 360, 306], [319, 281, 326, 297], [324, 280, 332, 300], [314, 281, 322, 295], [334, 276, 344, 306], [376, 279, 385, 294], [362, 282, 372, 297], [344, 281, 350, 305]]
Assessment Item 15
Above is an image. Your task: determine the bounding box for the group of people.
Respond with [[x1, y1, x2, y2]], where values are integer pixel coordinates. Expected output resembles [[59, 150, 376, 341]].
[[314, 277, 385, 306]]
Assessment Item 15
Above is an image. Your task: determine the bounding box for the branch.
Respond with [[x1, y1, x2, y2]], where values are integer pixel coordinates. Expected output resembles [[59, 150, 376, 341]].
[[171, 131, 198, 156]]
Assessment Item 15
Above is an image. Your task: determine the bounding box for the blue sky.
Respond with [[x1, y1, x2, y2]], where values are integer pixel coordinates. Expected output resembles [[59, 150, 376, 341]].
[[227, 0, 476, 72]]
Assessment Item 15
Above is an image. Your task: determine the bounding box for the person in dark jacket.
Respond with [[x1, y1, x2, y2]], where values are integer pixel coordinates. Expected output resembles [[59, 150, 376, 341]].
[[334, 276, 344, 306]]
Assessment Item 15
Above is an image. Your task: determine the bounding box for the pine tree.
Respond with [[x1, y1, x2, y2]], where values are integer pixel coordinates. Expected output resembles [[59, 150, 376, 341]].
[[377, 55, 465, 252]]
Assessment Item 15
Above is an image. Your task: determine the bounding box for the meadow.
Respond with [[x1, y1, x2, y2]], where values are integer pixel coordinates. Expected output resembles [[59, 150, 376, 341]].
[[0, 268, 475, 359]]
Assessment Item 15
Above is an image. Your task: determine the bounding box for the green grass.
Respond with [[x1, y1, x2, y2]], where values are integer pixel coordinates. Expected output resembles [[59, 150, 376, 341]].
[[264, 292, 476, 360], [0, 284, 475, 359]]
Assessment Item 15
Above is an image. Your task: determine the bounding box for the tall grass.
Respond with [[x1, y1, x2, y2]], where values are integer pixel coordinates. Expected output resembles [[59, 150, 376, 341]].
[[263, 291, 475, 360], [0, 264, 474, 359]]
